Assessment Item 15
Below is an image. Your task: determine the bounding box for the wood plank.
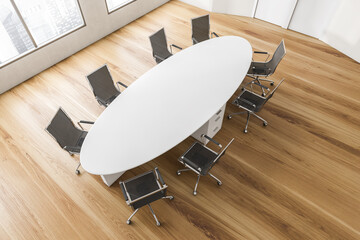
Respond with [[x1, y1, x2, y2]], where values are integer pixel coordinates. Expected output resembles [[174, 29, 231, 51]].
[[0, 1, 359, 239]]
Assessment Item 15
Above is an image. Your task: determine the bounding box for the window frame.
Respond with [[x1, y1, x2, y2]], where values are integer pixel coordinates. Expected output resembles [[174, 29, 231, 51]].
[[105, 0, 137, 14], [0, 0, 86, 69]]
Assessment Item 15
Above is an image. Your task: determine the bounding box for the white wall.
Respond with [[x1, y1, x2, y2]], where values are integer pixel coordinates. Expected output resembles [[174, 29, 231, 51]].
[[212, 0, 257, 17], [0, 0, 168, 94], [288, 0, 340, 39], [179, 0, 360, 63], [179, 0, 256, 17], [254, 0, 297, 28], [320, 0, 360, 62], [179, 0, 212, 11]]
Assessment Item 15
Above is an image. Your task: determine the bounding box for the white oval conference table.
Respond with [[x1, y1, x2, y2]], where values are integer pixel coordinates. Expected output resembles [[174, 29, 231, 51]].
[[80, 36, 252, 186]]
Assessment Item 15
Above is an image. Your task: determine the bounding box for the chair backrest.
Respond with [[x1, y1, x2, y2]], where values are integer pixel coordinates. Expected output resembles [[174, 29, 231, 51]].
[[209, 138, 235, 170], [191, 14, 210, 43], [149, 28, 171, 61], [266, 40, 286, 74], [45, 108, 83, 149], [86, 64, 119, 103], [263, 78, 285, 106]]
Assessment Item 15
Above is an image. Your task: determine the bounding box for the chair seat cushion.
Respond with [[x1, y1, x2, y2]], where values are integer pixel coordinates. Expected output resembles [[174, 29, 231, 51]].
[[124, 171, 160, 202], [181, 142, 218, 175], [236, 90, 265, 112], [248, 62, 271, 76]]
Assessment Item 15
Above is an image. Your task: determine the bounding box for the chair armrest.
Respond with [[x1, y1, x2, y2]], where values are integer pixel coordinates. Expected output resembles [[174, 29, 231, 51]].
[[254, 51, 268, 54], [211, 32, 219, 38], [253, 51, 270, 62], [201, 134, 222, 149], [77, 120, 94, 130], [170, 44, 182, 54], [119, 182, 128, 201], [63, 146, 81, 154], [79, 120, 94, 124], [116, 81, 128, 92], [154, 167, 165, 185]]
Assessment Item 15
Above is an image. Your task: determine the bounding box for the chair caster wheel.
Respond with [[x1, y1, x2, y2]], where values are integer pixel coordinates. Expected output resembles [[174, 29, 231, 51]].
[[227, 115, 232, 120], [177, 171, 181, 176], [193, 191, 197, 196], [263, 122, 268, 126], [75, 170, 80, 175], [217, 181, 222, 186], [270, 82, 274, 86], [127, 220, 131, 225], [241, 87, 244, 91], [262, 93, 266, 97], [169, 196, 174, 200], [244, 129, 248, 133], [156, 222, 161, 226]]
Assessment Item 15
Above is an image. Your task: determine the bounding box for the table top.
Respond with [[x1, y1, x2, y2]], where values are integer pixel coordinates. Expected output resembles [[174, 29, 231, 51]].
[[80, 36, 252, 175]]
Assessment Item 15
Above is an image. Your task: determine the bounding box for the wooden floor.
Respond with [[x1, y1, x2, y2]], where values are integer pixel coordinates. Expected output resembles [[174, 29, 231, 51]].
[[1, 1, 359, 239]]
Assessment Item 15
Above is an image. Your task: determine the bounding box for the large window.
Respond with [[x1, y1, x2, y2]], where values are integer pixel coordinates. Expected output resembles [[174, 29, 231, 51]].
[[0, 0, 84, 67], [106, 0, 136, 13]]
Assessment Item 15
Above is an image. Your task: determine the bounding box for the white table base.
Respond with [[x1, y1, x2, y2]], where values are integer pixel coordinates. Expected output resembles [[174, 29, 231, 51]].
[[192, 104, 226, 144], [101, 172, 124, 187]]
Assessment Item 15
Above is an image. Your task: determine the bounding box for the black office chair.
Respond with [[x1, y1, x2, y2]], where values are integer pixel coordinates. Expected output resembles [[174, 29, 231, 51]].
[[191, 14, 219, 45], [45, 107, 94, 174], [86, 64, 128, 107], [120, 167, 174, 226], [177, 135, 234, 195], [228, 79, 285, 133], [244, 40, 286, 96], [149, 28, 182, 64]]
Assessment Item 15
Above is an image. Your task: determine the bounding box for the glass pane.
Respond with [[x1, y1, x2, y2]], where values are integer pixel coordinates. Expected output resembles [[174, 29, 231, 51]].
[[14, 0, 84, 45], [106, 0, 132, 12], [0, 0, 34, 64]]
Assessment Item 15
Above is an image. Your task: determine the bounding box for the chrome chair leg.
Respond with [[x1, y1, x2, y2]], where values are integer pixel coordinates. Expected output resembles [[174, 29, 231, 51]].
[[242, 80, 252, 89], [176, 168, 191, 175], [127, 208, 139, 225], [227, 111, 247, 119], [193, 175, 201, 196], [162, 195, 174, 200], [75, 163, 81, 175], [242, 75, 256, 89], [148, 204, 160, 226], [243, 76, 272, 96], [229, 111, 267, 132], [244, 112, 251, 133], [258, 77, 275, 87], [255, 78, 266, 96], [208, 172, 222, 186], [252, 113, 268, 126], [258, 78, 274, 84]]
